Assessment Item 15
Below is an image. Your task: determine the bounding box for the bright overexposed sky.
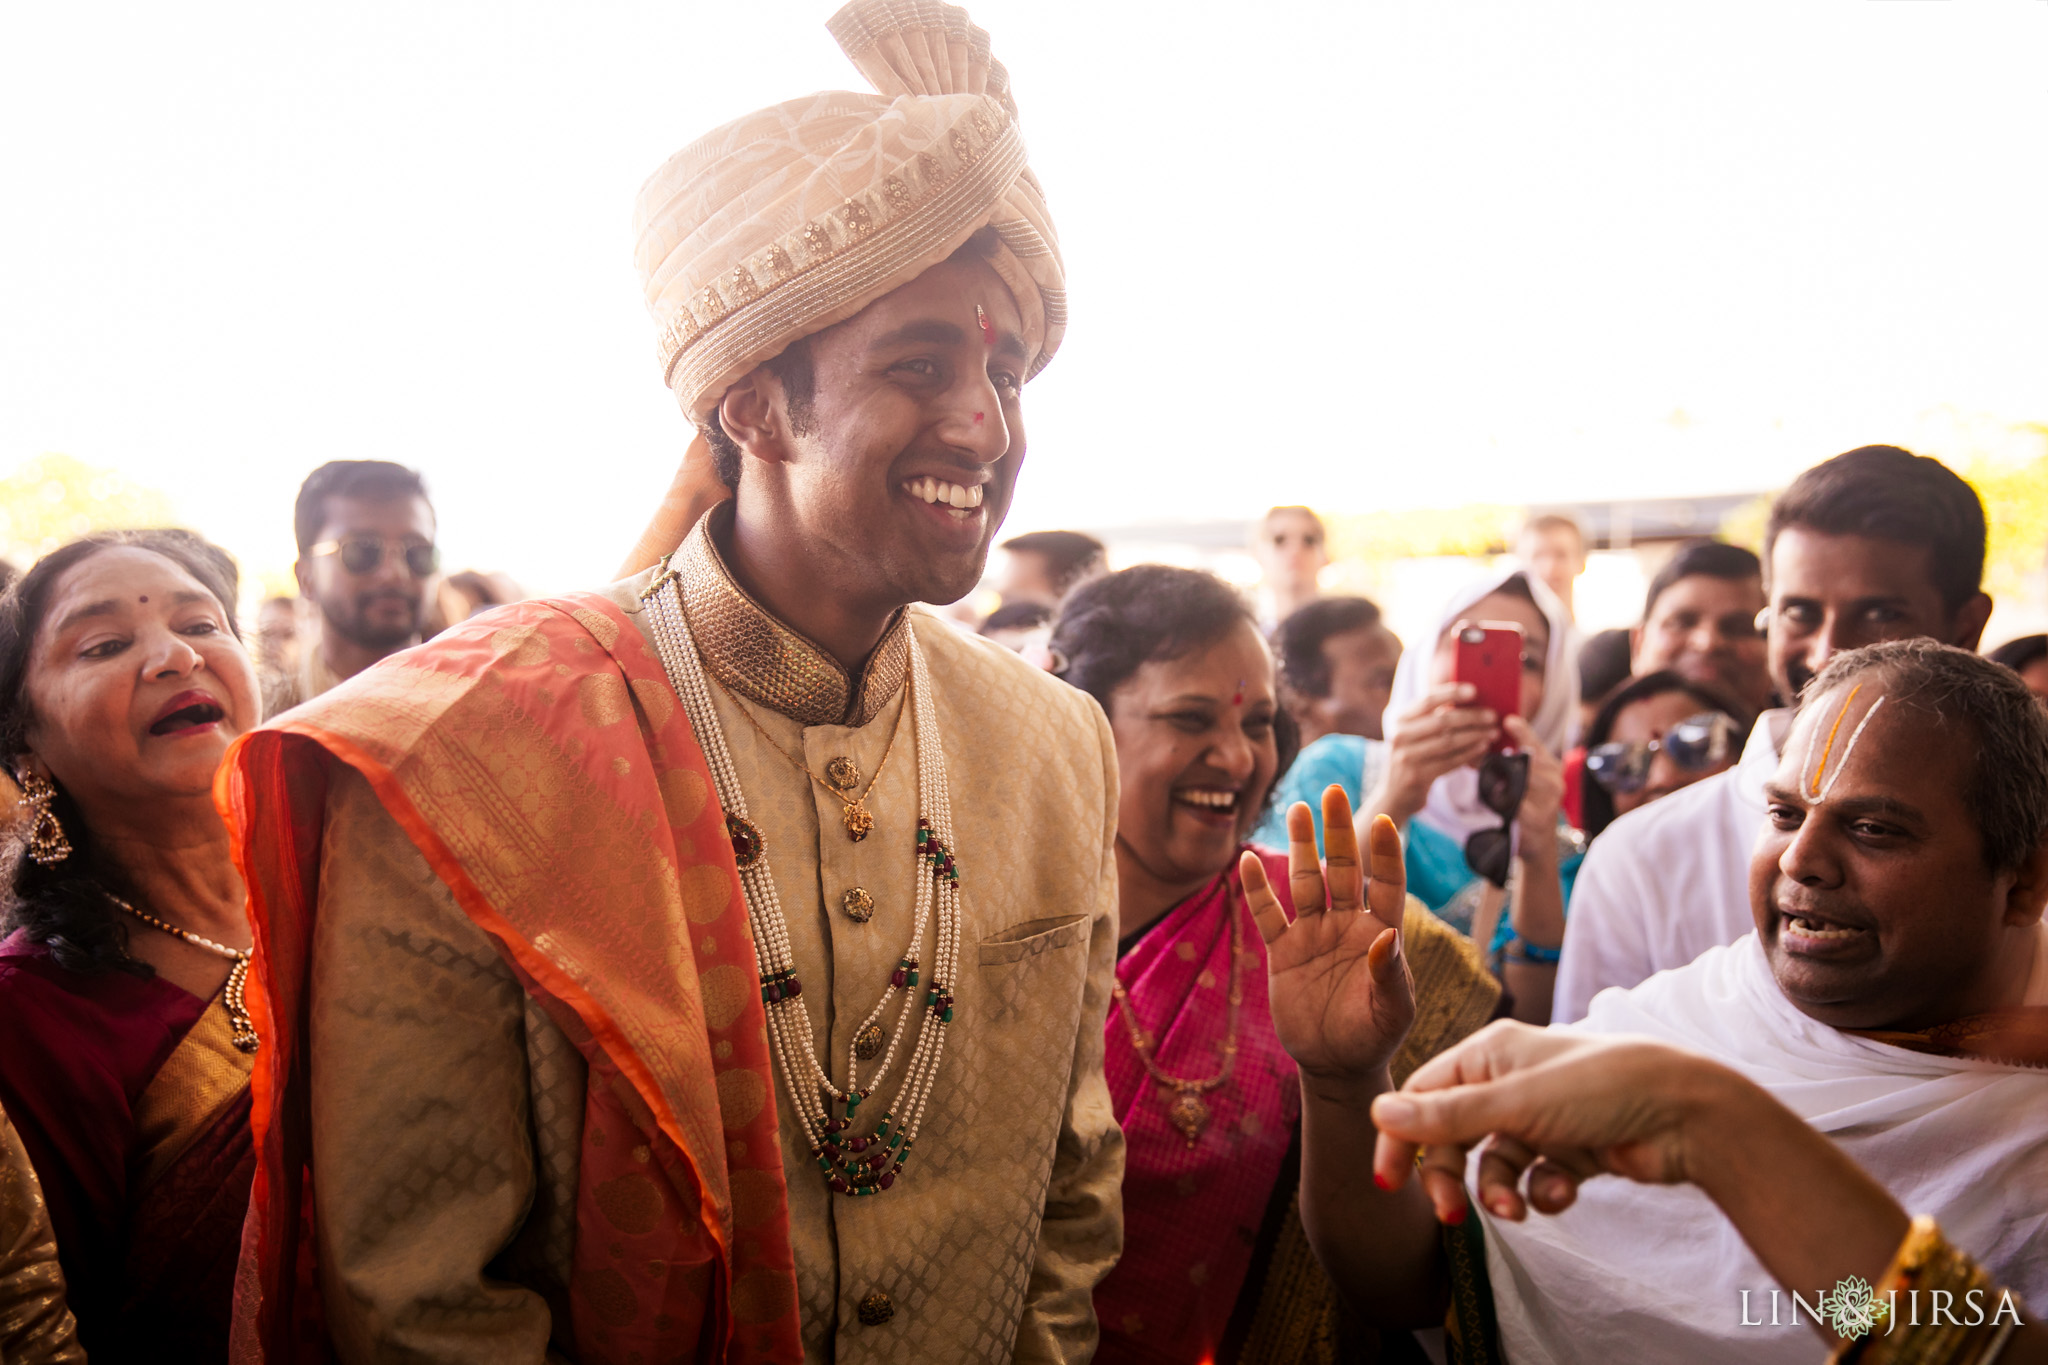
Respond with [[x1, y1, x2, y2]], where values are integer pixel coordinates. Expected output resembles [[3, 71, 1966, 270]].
[[3, 1, 2044, 594]]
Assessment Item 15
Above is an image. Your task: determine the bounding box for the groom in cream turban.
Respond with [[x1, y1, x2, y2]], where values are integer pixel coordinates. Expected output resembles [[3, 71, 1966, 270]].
[[221, 5, 1121, 1363]]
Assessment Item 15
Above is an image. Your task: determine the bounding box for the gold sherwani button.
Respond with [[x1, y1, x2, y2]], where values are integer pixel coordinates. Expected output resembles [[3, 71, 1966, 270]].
[[842, 887, 875, 923], [857, 1291, 894, 1326], [825, 755, 860, 792]]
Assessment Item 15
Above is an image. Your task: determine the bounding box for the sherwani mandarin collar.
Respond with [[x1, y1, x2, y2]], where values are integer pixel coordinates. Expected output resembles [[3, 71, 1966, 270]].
[[671, 505, 909, 728]]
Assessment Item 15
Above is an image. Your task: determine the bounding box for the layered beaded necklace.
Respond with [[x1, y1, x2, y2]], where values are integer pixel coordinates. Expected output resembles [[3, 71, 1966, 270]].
[[108, 893, 260, 1053], [642, 569, 962, 1196]]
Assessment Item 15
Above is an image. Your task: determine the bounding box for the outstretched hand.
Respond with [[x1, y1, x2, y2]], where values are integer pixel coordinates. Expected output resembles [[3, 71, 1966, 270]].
[[1241, 785, 1415, 1084], [1369, 1021, 1732, 1226]]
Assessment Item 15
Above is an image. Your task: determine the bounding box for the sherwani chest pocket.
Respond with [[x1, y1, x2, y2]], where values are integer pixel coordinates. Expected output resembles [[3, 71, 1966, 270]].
[[976, 914, 1091, 1029]]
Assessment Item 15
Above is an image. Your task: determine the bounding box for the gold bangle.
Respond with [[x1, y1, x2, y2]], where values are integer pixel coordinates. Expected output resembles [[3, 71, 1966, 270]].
[[1829, 1216, 2023, 1365]]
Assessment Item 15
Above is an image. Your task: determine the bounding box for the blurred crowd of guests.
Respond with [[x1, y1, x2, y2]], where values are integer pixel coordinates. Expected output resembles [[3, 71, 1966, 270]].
[[967, 449, 2048, 1033]]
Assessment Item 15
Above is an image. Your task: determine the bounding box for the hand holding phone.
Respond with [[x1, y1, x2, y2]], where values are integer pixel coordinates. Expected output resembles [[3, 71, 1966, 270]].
[[1453, 621, 1524, 752]]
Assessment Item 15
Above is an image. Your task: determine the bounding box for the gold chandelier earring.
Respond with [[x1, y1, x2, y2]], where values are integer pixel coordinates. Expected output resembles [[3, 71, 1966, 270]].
[[19, 772, 74, 866]]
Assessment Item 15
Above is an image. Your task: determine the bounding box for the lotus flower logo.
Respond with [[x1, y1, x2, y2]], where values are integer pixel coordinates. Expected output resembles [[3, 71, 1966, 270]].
[[1818, 1276, 1891, 1339]]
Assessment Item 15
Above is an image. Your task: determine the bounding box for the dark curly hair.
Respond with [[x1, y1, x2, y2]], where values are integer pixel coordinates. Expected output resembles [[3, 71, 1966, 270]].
[[1050, 565, 1300, 805], [0, 529, 242, 976]]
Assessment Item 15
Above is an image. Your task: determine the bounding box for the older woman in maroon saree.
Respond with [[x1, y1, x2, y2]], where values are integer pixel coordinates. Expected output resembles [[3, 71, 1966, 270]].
[[1054, 567, 1499, 1365], [0, 531, 262, 1360]]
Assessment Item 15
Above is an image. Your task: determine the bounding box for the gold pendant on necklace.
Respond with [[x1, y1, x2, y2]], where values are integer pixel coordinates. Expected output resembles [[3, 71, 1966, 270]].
[[1166, 1088, 1210, 1147], [842, 801, 874, 842], [854, 1021, 885, 1060]]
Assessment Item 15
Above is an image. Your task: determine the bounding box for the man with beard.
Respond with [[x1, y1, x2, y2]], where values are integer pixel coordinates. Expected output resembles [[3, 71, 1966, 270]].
[[221, 5, 1121, 1362], [1554, 446, 1993, 1022], [266, 459, 437, 714]]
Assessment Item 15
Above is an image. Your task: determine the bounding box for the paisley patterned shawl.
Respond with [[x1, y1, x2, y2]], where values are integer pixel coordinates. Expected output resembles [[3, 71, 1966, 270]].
[[216, 593, 800, 1363]]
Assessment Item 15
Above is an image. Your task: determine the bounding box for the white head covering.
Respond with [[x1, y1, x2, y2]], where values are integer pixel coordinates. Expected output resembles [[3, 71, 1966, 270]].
[[1381, 564, 1580, 843], [1485, 934, 2048, 1363]]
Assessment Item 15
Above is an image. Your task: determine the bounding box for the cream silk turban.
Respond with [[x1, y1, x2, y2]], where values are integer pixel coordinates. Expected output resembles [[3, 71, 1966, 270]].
[[620, 1, 1066, 574]]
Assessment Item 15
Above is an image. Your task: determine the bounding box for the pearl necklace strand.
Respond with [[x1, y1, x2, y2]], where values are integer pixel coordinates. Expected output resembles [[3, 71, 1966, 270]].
[[643, 573, 962, 1195]]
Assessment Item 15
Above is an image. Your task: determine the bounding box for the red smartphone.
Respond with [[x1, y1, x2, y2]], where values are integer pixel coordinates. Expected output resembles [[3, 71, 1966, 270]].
[[1453, 621, 1524, 751]]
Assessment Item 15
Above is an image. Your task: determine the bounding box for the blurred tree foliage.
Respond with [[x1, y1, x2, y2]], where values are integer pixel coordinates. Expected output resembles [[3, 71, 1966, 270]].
[[1324, 504, 1519, 562], [1713, 423, 2048, 606], [0, 453, 178, 567], [1964, 423, 2048, 607]]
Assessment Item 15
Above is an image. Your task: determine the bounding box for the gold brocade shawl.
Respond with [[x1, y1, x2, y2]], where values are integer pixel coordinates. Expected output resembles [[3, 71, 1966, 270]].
[[220, 594, 802, 1363], [0, 1099, 83, 1364], [1230, 902, 1503, 1365]]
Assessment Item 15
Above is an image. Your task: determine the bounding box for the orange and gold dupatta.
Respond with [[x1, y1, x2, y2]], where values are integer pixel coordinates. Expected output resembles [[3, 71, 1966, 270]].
[[217, 593, 801, 1364]]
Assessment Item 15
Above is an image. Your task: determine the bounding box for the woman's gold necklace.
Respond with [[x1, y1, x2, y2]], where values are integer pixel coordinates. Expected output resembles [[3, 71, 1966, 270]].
[[1110, 873, 1246, 1147], [710, 674, 908, 842], [108, 894, 259, 1053]]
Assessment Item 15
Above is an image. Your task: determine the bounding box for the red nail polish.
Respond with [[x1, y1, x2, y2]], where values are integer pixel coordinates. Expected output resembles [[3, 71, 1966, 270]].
[[1372, 1170, 1393, 1191], [1443, 1201, 1468, 1226]]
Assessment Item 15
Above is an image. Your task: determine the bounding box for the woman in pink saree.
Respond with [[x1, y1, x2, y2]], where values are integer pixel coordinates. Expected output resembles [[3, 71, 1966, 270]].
[[1054, 567, 1500, 1365], [0, 531, 262, 1361]]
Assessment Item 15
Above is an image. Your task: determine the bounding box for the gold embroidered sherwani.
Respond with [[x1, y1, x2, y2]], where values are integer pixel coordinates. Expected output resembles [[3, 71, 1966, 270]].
[[301, 514, 1123, 1362]]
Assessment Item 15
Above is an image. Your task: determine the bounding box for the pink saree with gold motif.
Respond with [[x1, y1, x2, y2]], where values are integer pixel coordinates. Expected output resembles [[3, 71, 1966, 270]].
[[1093, 847, 1300, 1365], [218, 593, 801, 1363]]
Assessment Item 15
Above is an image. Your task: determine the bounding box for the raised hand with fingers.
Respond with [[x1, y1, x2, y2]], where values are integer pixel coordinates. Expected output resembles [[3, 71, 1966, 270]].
[[1241, 783, 1415, 1083]]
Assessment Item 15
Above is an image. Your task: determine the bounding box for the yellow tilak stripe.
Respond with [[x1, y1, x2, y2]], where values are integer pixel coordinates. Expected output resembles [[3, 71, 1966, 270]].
[[1809, 683, 1863, 795]]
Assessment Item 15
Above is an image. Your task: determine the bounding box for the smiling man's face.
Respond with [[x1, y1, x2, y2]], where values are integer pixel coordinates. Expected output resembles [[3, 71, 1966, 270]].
[[760, 252, 1029, 612], [1751, 675, 2020, 1030]]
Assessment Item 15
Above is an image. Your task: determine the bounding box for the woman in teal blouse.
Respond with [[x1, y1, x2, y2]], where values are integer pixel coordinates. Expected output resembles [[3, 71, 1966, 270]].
[[1256, 566, 1581, 1020]]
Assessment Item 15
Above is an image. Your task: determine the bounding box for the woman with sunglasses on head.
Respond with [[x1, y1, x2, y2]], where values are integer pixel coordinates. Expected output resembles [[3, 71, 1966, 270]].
[[1053, 566, 1499, 1364], [1339, 568, 1581, 1023], [0, 530, 262, 1361], [1580, 671, 1754, 842]]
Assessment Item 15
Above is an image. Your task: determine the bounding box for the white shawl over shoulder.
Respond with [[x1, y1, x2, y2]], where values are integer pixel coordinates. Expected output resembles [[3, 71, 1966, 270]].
[[1480, 933, 2047, 1364]]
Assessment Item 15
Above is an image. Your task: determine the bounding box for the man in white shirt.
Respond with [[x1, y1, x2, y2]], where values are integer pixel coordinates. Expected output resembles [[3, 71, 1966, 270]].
[[1554, 445, 1993, 1022]]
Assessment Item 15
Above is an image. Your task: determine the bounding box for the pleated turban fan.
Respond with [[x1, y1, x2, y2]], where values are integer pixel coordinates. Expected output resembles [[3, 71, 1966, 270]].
[[633, 0, 1068, 425]]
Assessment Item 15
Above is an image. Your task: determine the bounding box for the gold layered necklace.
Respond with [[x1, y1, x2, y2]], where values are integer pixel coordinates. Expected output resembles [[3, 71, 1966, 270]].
[[711, 673, 908, 842], [108, 894, 260, 1053], [1110, 875, 1246, 1147]]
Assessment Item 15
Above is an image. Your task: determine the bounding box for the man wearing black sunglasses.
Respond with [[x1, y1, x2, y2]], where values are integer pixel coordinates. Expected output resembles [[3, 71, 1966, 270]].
[[267, 460, 438, 715], [1555, 446, 1993, 1023]]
